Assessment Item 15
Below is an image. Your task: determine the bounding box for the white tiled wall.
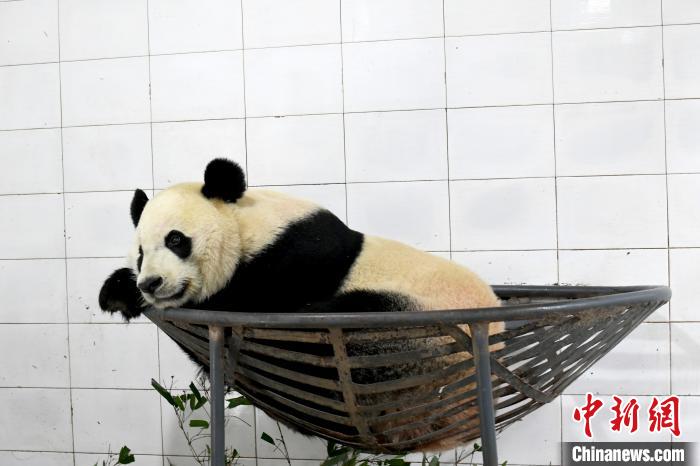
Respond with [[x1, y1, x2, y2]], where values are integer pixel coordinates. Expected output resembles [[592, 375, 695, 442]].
[[1, 1, 698, 466]]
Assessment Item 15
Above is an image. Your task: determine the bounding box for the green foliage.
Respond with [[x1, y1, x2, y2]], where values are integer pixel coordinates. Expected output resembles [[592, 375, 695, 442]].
[[118, 446, 135, 464], [227, 395, 252, 409], [100, 379, 508, 466], [189, 419, 210, 429], [260, 432, 275, 445]]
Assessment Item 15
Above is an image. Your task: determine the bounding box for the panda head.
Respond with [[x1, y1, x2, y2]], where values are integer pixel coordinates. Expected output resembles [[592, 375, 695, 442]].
[[129, 158, 246, 309]]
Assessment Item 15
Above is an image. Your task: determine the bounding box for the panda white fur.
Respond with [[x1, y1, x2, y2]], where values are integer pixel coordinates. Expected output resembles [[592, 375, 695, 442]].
[[99, 158, 501, 451]]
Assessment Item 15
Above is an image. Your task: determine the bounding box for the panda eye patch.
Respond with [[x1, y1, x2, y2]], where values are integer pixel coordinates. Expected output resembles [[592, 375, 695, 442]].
[[165, 230, 192, 259]]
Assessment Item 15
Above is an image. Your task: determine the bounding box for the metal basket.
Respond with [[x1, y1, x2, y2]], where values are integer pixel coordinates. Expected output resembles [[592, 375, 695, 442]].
[[145, 285, 671, 466]]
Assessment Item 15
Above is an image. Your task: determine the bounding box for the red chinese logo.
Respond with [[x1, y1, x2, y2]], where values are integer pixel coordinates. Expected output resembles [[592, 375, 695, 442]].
[[648, 395, 681, 437], [572, 394, 681, 438], [573, 393, 604, 438], [610, 395, 639, 433]]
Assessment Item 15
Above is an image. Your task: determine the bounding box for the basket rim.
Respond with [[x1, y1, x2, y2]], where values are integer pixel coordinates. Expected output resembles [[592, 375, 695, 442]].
[[144, 284, 671, 329]]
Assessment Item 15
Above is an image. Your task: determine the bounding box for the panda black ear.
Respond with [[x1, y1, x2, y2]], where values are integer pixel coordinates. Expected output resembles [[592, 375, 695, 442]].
[[201, 158, 246, 203], [130, 189, 149, 227]]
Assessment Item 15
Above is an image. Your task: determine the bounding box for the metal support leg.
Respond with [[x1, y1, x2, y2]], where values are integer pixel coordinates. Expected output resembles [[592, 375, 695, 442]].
[[471, 322, 499, 466], [209, 326, 225, 466]]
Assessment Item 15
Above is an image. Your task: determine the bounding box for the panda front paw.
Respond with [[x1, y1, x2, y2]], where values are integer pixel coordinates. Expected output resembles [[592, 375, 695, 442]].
[[99, 268, 146, 321]]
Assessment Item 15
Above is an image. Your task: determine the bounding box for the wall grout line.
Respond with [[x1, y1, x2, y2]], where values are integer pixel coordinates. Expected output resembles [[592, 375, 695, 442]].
[[7, 171, 700, 198], [659, 0, 674, 402], [339, 0, 349, 226], [5, 95, 700, 133], [238, 3, 257, 465], [441, 0, 453, 263], [4, 20, 700, 70], [54, 0, 77, 463], [548, 0, 565, 455], [142, 0, 166, 463], [441, 6, 456, 464]]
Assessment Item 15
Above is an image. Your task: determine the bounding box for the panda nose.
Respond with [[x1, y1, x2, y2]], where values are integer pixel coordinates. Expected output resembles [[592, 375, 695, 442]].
[[138, 276, 163, 294]]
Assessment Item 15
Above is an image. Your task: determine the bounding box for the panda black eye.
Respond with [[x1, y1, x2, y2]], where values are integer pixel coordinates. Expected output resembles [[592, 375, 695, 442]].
[[165, 230, 191, 259], [167, 232, 182, 247]]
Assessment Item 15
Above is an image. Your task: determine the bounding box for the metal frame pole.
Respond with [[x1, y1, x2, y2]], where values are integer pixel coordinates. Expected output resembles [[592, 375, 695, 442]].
[[209, 325, 226, 466], [471, 322, 498, 466]]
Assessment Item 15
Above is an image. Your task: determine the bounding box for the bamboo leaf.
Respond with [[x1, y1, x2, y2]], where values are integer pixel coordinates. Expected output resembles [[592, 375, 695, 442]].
[[151, 379, 176, 407], [117, 445, 135, 464], [189, 382, 202, 401], [189, 419, 209, 429], [260, 432, 275, 445], [227, 395, 251, 409]]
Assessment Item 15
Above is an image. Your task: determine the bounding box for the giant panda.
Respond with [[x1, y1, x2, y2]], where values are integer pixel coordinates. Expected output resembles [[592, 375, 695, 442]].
[[99, 158, 502, 451]]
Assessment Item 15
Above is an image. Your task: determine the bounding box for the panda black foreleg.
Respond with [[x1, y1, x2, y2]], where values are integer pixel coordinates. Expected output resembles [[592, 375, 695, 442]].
[[98, 267, 147, 321]]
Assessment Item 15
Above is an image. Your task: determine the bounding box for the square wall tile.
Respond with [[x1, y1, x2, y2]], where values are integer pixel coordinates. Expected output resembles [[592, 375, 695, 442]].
[[551, 0, 660, 30], [671, 323, 700, 394], [148, 0, 242, 54], [0, 452, 73, 466], [446, 33, 552, 107], [555, 101, 665, 176], [343, 38, 445, 112], [246, 114, 345, 185], [65, 191, 135, 257], [0, 194, 65, 259], [448, 105, 554, 179], [0, 129, 62, 194], [76, 454, 162, 466], [668, 174, 700, 247], [675, 396, 699, 442], [562, 394, 672, 442], [345, 109, 446, 182], [444, 0, 550, 35], [244, 0, 339, 48], [168, 458, 256, 466], [342, 0, 443, 42], [151, 51, 245, 121], [557, 175, 667, 249], [158, 329, 201, 390], [663, 0, 700, 24], [152, 119, 246, 188], [450, 178, 557, 250], [564, 323, 670, 395], [63, 124, 152, 192], [0, 325, 69, 387], [70, 323, 158, 388], [0, 0, 58, 66], [73, 388, 163, 454], [666, 99, 700, 173], [478, 398, 561, 465], [67, 258, 132, 323], [664, 24, 700, 99], [256, 409, 328, 459], [59, 0, 148, 60], [0, 259, 66, 323], [347, 181, 450, 250], [162, 392, 256, 457], [269, 184, 347, 221], [245, 44, 342, 117], [61, 57, 150, 126], [552, 27, 663, 103], [0, 63, 60, 130], [669, 249, 700, 322], [452, 250, 558, 285], [0, 388, 73, 451], [559, 249, 669, 321]]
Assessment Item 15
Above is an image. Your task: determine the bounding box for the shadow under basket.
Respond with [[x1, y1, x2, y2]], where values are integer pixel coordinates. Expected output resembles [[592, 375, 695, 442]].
[[145, 285, 671, 466]]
